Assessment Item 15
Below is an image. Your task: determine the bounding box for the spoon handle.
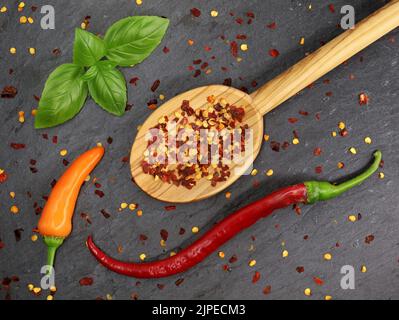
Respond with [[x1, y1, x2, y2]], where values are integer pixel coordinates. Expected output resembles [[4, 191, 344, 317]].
[[251, 0, 399, 116]]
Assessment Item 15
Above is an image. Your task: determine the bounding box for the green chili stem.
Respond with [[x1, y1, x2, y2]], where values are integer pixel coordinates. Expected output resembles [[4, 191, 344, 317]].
[[43, 236, 64, 273], [305, 150, 382, 204]]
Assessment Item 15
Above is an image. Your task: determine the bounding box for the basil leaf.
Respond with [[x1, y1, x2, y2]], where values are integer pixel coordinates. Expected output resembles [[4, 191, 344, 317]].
[[87, 61, 127, 116], [73, 28, 105, 67], [35, 64, 88, 129], [104, 16, 169, 67]]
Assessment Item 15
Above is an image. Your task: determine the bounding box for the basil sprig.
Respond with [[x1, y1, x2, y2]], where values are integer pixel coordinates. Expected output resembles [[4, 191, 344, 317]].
[[35, 16, 169, 129]]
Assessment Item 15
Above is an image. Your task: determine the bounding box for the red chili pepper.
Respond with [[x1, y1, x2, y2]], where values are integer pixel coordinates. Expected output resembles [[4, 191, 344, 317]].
[[87, 151, 382, 279]]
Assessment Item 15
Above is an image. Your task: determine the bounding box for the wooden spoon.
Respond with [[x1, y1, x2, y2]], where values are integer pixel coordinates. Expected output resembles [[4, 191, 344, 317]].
[[131, 0, 399, 203]]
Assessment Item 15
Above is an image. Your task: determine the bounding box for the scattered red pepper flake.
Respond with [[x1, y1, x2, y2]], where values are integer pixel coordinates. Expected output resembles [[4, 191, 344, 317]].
[[129, 77, 140, 86], [0, 171, 8, 184], [179, 228, 186, 235], [100, 209, 111, 219], [175, 278, 185, 286], [52, 136, 58, 144], [160, 229, 169, 241], [235, 17, 244, 25], [1, 86, 18, 99], [10, 143, 26, 150], [79, 277, 93, 286], [288, 117, 298, 124], [315, 166, 323, 174], [328, 4, 335, 13], [296, 266, 305, 273], [165, 205, 176, 211], [139, 234, 148, 241], [252, 271, 261, 283], [263, 285, 272, 295], [190, 8, 201, 18], [151, 79, 161, 92], [162, 46, 170, 54], [359, 93, 369, 105], [266, 22, 276, 29], [313, 147, 322, 156], [230, 41, 238, 58], [365, 234, 375, 244], [94, 190, 105, 198], [269, 48, 280, 58], [270, 141, 280, 152], [229, 254, 238, 264], [313, 276, 324, 286]]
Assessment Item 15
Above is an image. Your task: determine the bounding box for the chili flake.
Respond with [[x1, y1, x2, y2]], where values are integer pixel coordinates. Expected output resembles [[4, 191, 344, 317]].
[[359, 93, 369, 105], [269, 48, 280, 58], [190, 8, 201, 17]]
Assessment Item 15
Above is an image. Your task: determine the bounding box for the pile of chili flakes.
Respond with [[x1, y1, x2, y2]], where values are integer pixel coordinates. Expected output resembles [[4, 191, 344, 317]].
[[141, 96, 247, 189]]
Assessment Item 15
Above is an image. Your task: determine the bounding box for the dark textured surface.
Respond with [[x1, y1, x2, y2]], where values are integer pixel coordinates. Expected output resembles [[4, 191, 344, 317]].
[[0, 0, 398, 300]]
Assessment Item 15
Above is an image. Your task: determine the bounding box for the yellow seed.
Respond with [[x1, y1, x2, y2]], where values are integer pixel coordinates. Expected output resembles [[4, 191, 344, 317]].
[[136, 0, 143, 5], [31, 109, 37, 116], [96, 142, 102, 147], [325, 295, 332, 300], [31, 234, 38, 242], [236, 57, 242, 62], [139, 253, 146, 261], [218, 251, 225, 259], [266, 169, 274, 176], [331, 131, 337, 137], [18, 2, 25, 9], [9, 191, 15, 199], [19, 116, 25, 123], [10, 205, 19, 214], [304, 288, 312, 296], [263, 134, 270, 141], [128, 203, 137, 210], [292, 138, 299, 145], [59, 149, 68, 156], [50, 286, 57, 293], [19, 16, 27, 24], [1, 6, 8, 13], [120, 202, 128, 209], [338, 122, 346, 130], [248, 259, 257, 267], [10, 47, 17, 54], [210, 10, 218, 17], [106, 294, 112, 300], [32, 287, 41, 295], [136, 209, 143, 216], [192, 226, 199, 233], [251, 169, 258, 176], [27, 284, 34, 291], [84, 175, 91, 182], [282, 250, 289, 258], [240, 44, 248, 51], [170, 251, 176, 256], [337, 162, 344, 169], [225, 192, 231, 199], [348, 215, 357, 222], [47, 295, 54, 300], [188, 39, 194, 46], [27, 16, 34, 24], [349, 147, 357, 155], [159, 94, 165, 100], [379, 172, 385, 179], [364, 137, 372, 144], [323, 253, 332, 261], [299, 37, 305, 45], [29, 47, 36, 55], [81, 22, 87, 29], [360, 265, 367, 273], [160, 239, 166, 247]]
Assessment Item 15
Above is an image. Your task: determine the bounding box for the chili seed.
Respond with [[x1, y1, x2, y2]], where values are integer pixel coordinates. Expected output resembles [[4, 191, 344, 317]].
[[139, 253, 146, 261], [59, 149, 67, 156], [360, 265, 367, 273], [323, 253, 332, 261], [364, 137, 372, 144], [191, 226, 199, 233], [20, 16, 27, 24], [10, 47, 17, 54], [47, 295, 54, 300], [304, 288, 312, 296], [248, 259, 256, 267], [379, 172, 385, 179], [27, 284, 34, 291], [0, 6, 7, 12], [10, 205, 19, 214], [218, 251, 225, 258], [292, 138, 299, 145], [266, 169, 274, 176], [282, 250, 288, 258], [349, 147, 357, 154], [325, 295, 332, 300], [348, 215, 357, 222], [137, 210, 143, 216], [210, 10, 218, 17], [31, 234, 38, 242]]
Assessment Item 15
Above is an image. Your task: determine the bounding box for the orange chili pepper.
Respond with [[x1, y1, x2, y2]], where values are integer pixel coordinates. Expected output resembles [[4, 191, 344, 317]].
[[38, 146, 104, 270]]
